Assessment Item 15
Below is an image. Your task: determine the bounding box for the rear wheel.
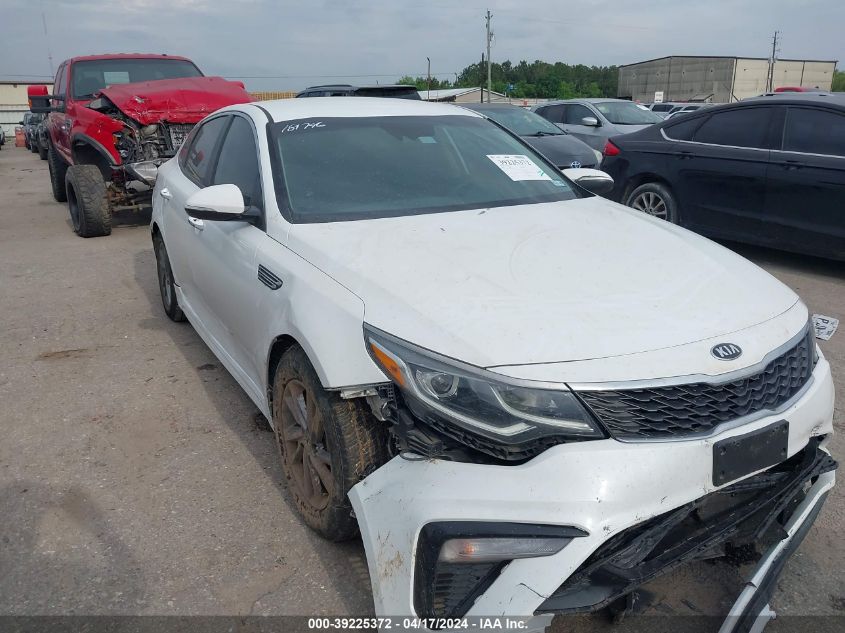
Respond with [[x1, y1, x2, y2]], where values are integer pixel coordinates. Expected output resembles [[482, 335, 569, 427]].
[[153, 233, 186, 322], [30, 139, 39, 153], [65, 164, 111, 237], [272, 346, 388, 541], [47, 144, 68, 202], [625, 182, 679, 223], [38, 141, 48, 160]]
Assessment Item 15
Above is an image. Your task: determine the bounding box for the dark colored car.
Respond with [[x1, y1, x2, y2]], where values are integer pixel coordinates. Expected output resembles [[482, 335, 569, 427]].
[[21, 112, 45, 151], [460, 103, 602, 170], [601, 93, 845, 260], [296, 84, 421, 99], [35, 120, 49, 160]]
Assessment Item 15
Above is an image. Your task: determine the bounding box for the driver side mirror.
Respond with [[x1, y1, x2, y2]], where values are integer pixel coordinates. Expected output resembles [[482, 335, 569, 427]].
[[581, 116, 600, 127], [562, 168, 614, 196], [185, 184, 258, 224]]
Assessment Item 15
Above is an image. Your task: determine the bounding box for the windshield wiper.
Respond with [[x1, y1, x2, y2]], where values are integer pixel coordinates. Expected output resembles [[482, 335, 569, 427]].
[[525, 131, 561, 137]]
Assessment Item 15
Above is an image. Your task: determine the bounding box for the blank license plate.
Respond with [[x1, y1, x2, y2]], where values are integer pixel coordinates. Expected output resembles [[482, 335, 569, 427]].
[[713, 420, 789, 486]]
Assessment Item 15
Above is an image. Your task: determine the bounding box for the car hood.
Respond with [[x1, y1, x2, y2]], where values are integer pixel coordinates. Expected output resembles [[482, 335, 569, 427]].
[[288, 197, 798, 368], [97, 76, 252, 125], [522, 134, 598, 168]]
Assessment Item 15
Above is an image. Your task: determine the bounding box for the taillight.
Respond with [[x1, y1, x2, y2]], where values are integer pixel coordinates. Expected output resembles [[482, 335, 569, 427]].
[[603, 140, 621, 157]]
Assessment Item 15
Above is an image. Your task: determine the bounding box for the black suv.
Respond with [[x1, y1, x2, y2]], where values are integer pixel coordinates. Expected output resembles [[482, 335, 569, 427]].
[[296, 84, 421, 99], [601, 93, 845, 260]]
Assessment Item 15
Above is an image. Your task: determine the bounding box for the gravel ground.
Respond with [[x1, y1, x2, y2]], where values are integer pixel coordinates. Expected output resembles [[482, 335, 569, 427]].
[[0, 147, 842, 630]]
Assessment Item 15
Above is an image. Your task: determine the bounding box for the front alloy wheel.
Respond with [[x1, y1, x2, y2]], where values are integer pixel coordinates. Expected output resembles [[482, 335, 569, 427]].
[[271, 346, 389, 541], [280, 379, 333, 511]]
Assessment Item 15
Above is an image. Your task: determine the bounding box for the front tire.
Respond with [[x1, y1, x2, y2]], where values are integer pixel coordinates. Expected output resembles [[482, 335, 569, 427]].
[[47, 144, 68, 202], [30, 139, 39, 153], [66, 164, 111, 237], [153, 233, 186, 322], [625, 182, 679, 223], [38, 142, 48, 160], [272, 346, 388, 541]]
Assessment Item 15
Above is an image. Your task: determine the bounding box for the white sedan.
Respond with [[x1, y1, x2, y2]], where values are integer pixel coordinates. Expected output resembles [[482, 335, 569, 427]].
[[150, 97, 835, 630]]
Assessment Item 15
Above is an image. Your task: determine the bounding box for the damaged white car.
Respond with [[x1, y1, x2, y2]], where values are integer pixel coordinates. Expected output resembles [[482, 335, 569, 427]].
[[150, 97, 836, 630]]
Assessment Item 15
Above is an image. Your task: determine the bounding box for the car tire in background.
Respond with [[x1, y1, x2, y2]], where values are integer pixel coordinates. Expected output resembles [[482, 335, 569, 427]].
[[47, 145, 68, 202], [153, 233, 186, 322], [65, 164, 111, 237], [625, 181, 679, 223], [272, 346, 388, 542], [38, 142, 48, 160], [30, 140, 39, 154]]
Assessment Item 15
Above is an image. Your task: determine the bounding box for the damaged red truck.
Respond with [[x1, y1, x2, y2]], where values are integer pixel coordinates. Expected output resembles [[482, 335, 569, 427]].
[[29, 54, 252, 237]]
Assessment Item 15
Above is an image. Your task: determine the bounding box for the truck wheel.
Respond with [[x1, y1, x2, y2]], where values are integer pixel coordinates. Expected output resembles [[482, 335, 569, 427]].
[[39, 143, 48, 160], [153, 233, 186, 322], [66, 165, 112, 237], [47, 145, 68, 202], [272, 346, 388, 542]]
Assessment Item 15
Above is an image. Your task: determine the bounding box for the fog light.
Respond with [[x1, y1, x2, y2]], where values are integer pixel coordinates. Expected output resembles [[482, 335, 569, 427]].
[[439, 537, 572, 563]]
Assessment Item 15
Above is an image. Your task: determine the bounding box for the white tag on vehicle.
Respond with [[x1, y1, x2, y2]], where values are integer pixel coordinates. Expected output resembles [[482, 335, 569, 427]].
[[812, 314, 839, 340], [487, 155, 551, 181]]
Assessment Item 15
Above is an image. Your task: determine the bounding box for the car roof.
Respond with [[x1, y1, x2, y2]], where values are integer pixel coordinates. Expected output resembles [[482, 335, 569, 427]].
[[66, 53, 194, 64], [742, 92, 845, 106], [246, 96, 485, 123], [301, 84, 416, 91], [542, 98, 632, 105]]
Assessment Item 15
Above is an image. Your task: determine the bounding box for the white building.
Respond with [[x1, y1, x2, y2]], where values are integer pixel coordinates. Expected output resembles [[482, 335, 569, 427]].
[[0, 80, 54, 137]]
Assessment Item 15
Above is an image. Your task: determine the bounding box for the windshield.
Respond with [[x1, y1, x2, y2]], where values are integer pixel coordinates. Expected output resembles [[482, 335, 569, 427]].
[[471, 106, 562, 136], [594, 101, 663, 125], [270, 115, 578, 222], [71, 58, 203, 100]]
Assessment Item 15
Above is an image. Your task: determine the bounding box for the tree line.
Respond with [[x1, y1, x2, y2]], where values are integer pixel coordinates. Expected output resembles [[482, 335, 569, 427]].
[[398, 60, 619, 99]]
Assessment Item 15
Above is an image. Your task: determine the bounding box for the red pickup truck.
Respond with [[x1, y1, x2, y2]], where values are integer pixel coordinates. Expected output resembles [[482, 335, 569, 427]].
[[29, 53, 252, 237]]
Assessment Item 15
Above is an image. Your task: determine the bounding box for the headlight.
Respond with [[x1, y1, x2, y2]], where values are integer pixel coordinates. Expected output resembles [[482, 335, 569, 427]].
[[364, 325, 603, 445]]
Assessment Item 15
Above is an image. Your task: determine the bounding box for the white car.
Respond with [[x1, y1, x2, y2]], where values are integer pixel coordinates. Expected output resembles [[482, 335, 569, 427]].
[[150, 97, 835, 630]]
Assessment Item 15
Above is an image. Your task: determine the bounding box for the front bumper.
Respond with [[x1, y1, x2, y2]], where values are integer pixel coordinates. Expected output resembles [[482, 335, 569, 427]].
[[349, 356, 835, 624]]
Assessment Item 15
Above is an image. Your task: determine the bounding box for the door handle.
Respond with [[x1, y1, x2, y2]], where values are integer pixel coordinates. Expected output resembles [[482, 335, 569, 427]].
[[674, 151, 694, 160], [187, 215, 204, 230], [159, 188, 173, 199], [781, 160, 803, 170]]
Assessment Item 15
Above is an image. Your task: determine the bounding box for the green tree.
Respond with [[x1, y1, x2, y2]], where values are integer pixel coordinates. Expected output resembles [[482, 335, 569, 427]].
[[833, 71, 845, 92]]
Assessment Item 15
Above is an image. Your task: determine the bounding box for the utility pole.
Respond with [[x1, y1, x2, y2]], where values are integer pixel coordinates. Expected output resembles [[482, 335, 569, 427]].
[[485, 9, 493, 103], [426, 57, 431, 101], [767, 30, 781, 92]]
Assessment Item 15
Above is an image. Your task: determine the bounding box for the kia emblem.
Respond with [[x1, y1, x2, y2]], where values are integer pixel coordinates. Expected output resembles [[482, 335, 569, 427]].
[[570, 160, 582, 169], [711, 343, 742, 361]]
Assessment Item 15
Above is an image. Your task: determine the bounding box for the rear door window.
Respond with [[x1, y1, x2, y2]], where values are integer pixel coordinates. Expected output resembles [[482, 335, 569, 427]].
[[693, 108, 772, 149], [663, 116, 704, 141], [783, 108, 845, 157], [181, 116, 230, 186], [538, 105, 564, 123]]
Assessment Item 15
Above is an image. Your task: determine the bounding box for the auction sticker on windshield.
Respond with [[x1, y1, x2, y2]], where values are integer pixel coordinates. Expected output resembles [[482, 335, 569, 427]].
[[487, 154, 551, 181]]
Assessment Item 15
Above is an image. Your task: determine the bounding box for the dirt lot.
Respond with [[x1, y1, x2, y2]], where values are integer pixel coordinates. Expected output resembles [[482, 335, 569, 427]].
[[1, 147, 843, 629]]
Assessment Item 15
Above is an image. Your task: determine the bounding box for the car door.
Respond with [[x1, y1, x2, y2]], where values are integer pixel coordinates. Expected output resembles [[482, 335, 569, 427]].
[[50, 63, 71, 160], [534, 104, 566, 131], [559, 103, 606, 150], [670, 106, 777, 244], [159, 114, 230, 321], [765, 106, 845, 259], [189, 113, 273, 389]]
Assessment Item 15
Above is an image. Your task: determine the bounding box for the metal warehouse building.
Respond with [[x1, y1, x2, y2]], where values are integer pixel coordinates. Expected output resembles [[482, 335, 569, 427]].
[[617, 56, 837, 103]]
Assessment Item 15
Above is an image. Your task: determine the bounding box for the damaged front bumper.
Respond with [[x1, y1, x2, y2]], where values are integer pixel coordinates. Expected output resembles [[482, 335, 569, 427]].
[[349, 357, 835, 629]]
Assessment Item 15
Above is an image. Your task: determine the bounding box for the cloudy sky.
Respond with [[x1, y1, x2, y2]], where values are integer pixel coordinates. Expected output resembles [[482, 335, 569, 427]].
[[2, 0, 842, 91]]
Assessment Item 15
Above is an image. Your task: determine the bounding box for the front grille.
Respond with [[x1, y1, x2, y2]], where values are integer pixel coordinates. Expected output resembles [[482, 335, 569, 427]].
[[165, 123, 194, 152], [578, 328, 815, 440]]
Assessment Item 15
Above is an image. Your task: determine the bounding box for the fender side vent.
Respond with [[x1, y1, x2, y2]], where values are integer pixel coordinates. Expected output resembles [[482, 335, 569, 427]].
[[258, 265, 283, 290]]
